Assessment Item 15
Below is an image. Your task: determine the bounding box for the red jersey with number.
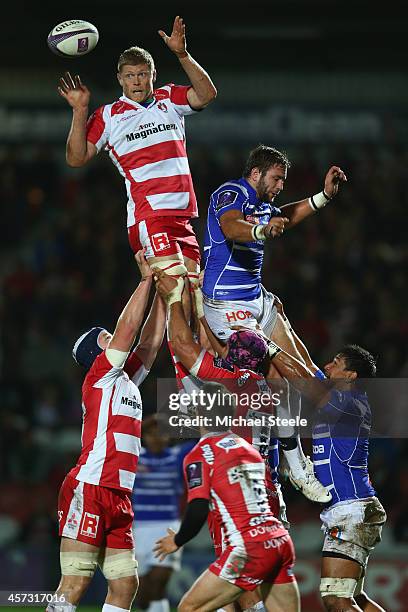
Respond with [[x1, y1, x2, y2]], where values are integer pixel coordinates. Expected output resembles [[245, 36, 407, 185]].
[[68, 351, 148, 492], [184, 433, 287, 549], [86, 84, 198, 226]]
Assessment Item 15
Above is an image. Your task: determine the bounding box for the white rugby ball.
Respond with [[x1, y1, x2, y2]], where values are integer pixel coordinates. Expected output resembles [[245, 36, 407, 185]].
[[47, 20, 99, 57]]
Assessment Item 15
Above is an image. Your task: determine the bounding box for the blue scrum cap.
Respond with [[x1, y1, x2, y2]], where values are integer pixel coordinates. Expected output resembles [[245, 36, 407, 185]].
[[72, 326, 107, 370]]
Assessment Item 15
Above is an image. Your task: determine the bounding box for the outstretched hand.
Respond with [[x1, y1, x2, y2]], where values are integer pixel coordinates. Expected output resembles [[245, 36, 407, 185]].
[[158, 16, 187, 57], [324, 166, 347, 199], [58, 72, 90, 109], [153, 528, 179, 561]]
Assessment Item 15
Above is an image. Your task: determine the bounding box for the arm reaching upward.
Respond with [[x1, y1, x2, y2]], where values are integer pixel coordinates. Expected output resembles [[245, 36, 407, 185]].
[[108, 252, 153, 355], [58, 72, 97, 167], [134, 292, 166, 369], [158, 16, 217, 109], [281, 165, 347, 228], [153, 269, 202, 371], [191, 285, 228, 358]]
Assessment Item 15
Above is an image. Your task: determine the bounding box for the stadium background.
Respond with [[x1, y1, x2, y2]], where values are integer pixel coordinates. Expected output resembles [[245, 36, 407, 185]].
[[1, 0, 407, 609]]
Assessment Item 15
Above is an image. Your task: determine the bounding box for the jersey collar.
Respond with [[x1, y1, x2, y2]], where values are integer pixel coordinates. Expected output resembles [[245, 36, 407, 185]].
[[119, 94, 156, 110], [239, 177, 259, 204]]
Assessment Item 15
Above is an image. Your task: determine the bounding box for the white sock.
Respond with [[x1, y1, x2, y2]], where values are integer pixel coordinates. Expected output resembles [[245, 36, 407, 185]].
[[46, 605, 77, 612], [147, 600, 170, 612], [275, 380, 296, 438], [102, 604, 129, 612], [283, 446, 306, 478], [297, 434, 307, 461], [243, 603, 266, 612]]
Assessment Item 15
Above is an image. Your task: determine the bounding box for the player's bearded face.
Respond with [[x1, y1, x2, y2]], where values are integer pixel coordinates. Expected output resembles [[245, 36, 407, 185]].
[[256, 164, 286, 202], [256, 173, 272, 202], [118, 63, 155, 103]]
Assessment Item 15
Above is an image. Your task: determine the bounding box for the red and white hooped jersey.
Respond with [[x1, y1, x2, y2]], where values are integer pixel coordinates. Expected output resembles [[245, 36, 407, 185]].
[[86, 84, 198, 227], [68, 350, 149, 492], [184, 433, 287, 549]]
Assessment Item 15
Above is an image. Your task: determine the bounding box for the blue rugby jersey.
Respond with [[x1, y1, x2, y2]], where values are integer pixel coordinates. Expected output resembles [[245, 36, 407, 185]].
[[202, 178, 281, 301], [312, 388, 376, 507], [131, 440, 196, 522]]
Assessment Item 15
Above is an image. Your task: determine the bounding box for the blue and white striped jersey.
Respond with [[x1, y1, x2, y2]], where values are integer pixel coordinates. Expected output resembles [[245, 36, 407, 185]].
[[202, 178, 281, 301], [312, 388, 376, 507], [131, 441, 196, 521]]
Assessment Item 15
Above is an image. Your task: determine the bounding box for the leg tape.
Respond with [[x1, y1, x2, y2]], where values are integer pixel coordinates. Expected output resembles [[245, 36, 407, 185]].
[[320, 577, 357, 598], [187, 271, 200, 287], [60, 551, 99, 577], [150, 259, 187, 277], [100, 550, 138, 580]]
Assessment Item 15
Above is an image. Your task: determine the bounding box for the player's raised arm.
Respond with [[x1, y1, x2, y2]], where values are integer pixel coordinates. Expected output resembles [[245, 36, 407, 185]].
[[192, 285, 228, 358], [58, 71, 97, 167], [158, 16, 217, 109], [124, 251, 167, 370], [153, 269, 202, 371], [281, 165, 347, 228], [134, 290, 166, 370], [107, 253, 153, 359]]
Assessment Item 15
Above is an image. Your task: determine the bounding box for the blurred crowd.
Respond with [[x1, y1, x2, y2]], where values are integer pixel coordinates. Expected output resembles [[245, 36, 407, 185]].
[[0, 140, 408, 551]]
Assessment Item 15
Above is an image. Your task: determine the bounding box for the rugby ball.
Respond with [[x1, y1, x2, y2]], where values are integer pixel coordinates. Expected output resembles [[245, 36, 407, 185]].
[[47, 20, 99, 57]]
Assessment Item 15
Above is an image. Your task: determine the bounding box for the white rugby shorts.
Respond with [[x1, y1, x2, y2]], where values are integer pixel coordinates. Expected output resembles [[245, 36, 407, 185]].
[[203, 285, 278, 340], [320, 497, 386, 568]]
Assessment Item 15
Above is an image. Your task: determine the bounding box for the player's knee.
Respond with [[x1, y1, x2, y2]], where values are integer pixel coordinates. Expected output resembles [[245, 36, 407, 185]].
[[100, 550, 138, 581], [321, 595, 355, 611], [56, 575, 91, 606], [108, 574, 139, 600], [101, 551, 139, 605]]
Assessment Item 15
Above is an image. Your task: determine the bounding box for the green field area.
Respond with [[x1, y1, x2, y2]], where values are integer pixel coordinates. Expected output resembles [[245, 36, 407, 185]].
[[4, 609, 176, 612], [5, 608, 108, 612], [6, 608, 132, 612]]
